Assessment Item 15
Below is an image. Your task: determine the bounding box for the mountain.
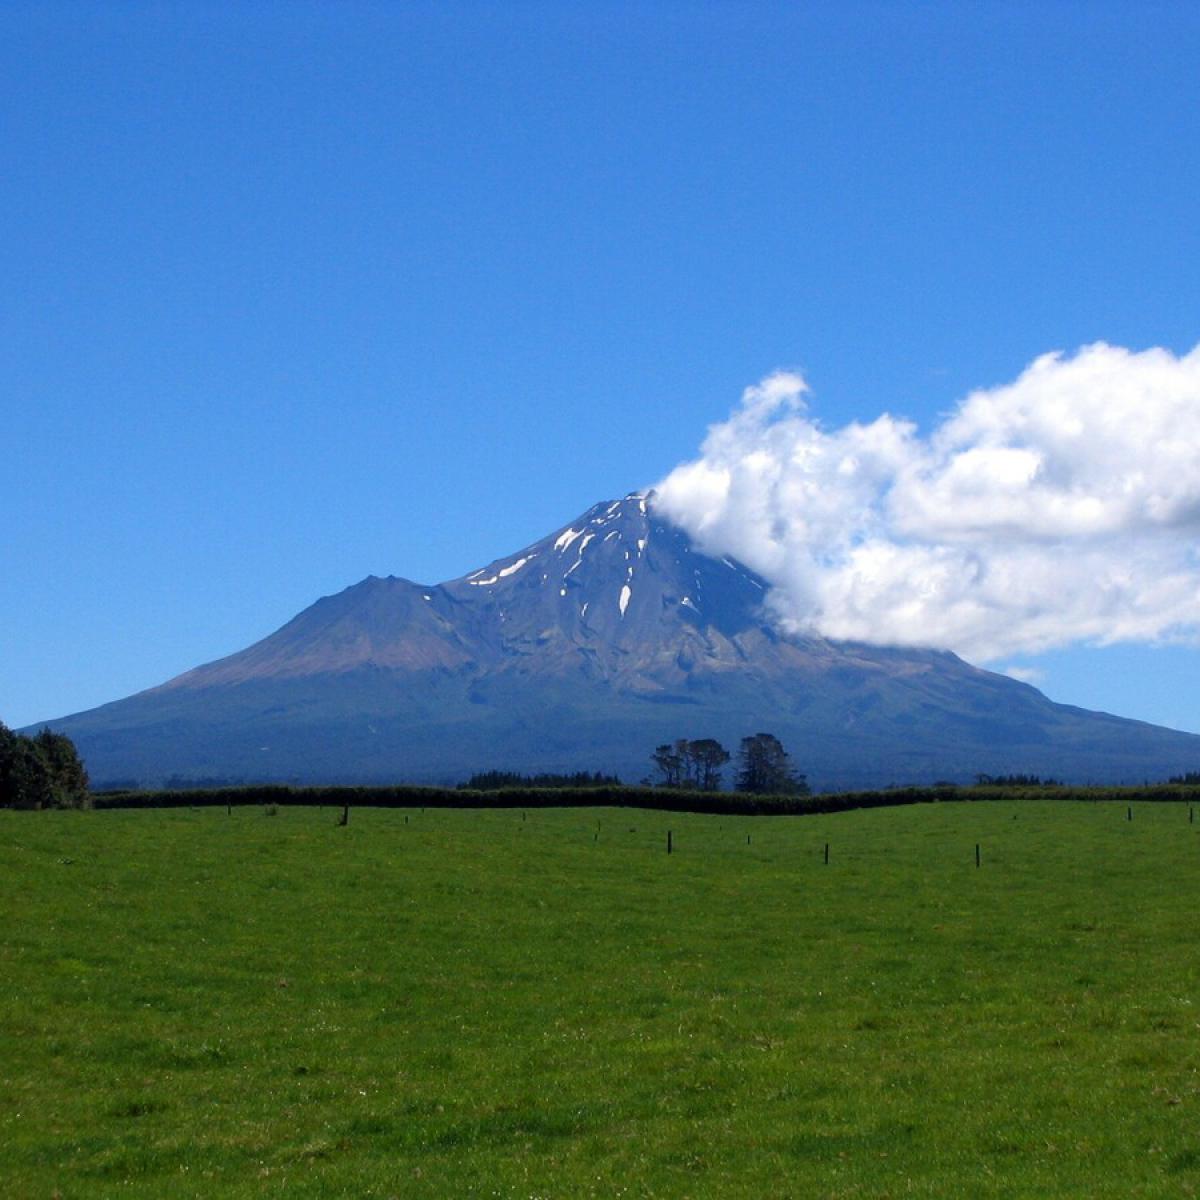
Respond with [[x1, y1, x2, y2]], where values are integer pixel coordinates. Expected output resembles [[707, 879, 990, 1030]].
[[35, 493, 1200, 789]]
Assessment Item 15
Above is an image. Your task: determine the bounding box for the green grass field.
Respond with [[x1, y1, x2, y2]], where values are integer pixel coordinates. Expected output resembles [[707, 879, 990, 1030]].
[[3, 800, 1199, 1198]]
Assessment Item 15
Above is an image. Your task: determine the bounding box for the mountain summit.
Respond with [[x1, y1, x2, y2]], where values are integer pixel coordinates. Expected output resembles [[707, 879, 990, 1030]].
[[159, 491, 772, 692], [39, 494, 1200, 788]]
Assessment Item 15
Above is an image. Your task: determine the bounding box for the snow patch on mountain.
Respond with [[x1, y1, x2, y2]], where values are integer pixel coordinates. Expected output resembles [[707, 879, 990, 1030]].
[[469, 555, 535, 586]]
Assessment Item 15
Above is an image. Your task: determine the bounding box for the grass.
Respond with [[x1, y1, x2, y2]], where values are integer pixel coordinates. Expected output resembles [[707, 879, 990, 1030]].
[[2, 800, 1200, 1197]]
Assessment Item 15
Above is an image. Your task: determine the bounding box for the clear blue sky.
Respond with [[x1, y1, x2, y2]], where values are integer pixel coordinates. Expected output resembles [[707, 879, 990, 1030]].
[[4, 2, 1200, 733]]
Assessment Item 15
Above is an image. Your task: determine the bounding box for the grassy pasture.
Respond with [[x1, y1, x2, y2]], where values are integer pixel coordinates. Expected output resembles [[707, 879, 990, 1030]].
[[3, 800, 1200, 1198]]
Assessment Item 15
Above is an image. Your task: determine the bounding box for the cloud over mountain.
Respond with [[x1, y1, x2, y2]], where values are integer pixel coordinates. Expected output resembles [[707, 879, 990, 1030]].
[[655, 342, 1200, 662]]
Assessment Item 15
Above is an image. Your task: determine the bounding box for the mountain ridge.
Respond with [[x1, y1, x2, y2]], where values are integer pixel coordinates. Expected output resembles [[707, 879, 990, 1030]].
[[33, 493, 1200, 789]]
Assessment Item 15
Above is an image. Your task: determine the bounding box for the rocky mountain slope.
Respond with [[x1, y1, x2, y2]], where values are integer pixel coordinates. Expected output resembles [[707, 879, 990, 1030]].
[[37, 494, 1200, 789]]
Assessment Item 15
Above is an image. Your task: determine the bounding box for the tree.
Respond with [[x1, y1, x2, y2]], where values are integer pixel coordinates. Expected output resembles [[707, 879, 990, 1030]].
[[0, 722, 90, 809], [735, 732, 809, 795], [689, 738, 731, 791], [0, 723, 27, 808], [651, 738, 730, 790], [33, 729, 90, 806], [651, 742, 684, 788]]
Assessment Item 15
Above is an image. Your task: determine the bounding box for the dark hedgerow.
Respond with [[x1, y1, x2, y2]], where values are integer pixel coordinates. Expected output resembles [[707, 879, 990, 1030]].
[[89, 780, 1200, 815]]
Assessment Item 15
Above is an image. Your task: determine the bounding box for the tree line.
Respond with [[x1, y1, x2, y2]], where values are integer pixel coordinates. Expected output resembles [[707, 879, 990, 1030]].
[[459, 770, 622, 791], [650, 733, 809, 794], [0, 723, 90, 809]]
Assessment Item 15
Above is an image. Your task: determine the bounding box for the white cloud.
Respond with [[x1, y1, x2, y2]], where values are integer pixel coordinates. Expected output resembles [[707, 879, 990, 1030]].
[[654, 342, 1200, 663]]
